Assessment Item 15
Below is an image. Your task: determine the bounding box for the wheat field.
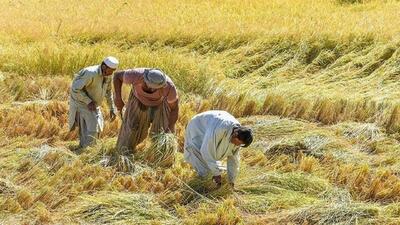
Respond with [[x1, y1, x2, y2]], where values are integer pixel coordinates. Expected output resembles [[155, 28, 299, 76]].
[[2, 0, 400, 224]]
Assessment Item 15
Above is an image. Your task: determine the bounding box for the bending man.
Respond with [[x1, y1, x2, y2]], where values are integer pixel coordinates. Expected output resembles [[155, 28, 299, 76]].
[[68, 56, 119, 148], [184, 110, 253, 187], [113, 68, 179, 155]]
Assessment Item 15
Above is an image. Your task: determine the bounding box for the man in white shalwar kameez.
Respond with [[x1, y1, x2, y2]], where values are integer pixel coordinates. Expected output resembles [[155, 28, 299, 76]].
[[68, 56, 119, 148], [184, 110, 253, 187]]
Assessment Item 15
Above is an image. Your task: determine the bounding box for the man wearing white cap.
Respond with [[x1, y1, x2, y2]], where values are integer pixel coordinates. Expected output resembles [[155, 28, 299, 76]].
[[68, 56, 119, 148], [113, 68, 179, 155]]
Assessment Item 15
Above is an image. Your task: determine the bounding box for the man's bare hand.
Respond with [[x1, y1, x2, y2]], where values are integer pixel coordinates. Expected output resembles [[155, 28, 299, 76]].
[[212, 175, 222, 187], [87, 102, 96, 111]]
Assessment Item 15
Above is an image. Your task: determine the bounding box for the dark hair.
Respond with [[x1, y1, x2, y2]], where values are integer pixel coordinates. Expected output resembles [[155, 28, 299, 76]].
[[236, 126, 253, 147]]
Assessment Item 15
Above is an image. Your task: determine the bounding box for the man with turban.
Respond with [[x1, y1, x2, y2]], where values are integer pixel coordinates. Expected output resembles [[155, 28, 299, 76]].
[[113, 68, 179, 155], [69, 56, 119, 148]]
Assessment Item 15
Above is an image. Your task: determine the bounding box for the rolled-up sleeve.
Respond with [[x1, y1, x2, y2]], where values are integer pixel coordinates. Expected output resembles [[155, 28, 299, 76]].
[[71, 70, 93, 105]]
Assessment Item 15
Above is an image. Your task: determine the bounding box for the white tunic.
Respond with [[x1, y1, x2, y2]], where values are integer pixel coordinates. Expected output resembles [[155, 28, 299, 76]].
[[184, 110, 241, 183], [68, 65, 114, 133]]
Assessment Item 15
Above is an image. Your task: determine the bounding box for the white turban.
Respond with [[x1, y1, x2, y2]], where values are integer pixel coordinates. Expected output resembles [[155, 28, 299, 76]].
[[143, 69, 167, 89]]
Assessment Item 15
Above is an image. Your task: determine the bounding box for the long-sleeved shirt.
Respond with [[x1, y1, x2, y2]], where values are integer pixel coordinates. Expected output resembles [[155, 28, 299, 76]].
[[184, 110, 241, 182], [68, 65, 114, 131], [70, 65, 114, 110]]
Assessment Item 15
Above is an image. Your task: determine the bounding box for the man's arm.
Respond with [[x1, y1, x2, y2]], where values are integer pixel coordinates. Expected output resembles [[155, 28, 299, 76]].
[[168, 100, 179, 133], [199, 128, 222, 177], [105, 78, 116, 120], [113, 70, 139, 111], [113, 71, 125, 111], [166, 84, 179, 133], [227, 150, 240, 185], [71, 70, 93, 106]]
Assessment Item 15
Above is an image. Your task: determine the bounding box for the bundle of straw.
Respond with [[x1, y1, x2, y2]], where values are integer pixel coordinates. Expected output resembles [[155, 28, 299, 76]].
[[141, 132, 178, 168]]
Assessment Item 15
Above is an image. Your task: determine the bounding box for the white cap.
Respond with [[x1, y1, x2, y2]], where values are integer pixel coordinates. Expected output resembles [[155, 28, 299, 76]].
[[103, 56, 119, 69]]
